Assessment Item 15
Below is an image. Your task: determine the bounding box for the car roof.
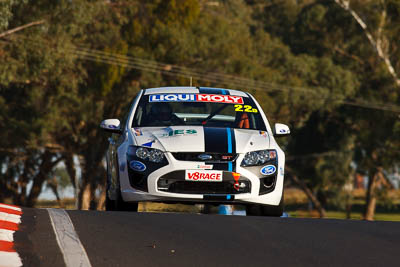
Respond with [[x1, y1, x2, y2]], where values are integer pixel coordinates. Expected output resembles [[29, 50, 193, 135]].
[[143, 86, 249, 97]]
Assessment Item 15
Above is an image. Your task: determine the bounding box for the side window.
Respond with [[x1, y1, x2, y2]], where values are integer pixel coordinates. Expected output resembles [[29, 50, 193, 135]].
[[131, 95, 149, 127], [134, 106, 144, 126], [119, 105, 131, 131]]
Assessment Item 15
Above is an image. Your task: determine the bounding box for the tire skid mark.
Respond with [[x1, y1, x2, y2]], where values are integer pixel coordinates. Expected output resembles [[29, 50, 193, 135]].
[[0, 203, 23, 267]]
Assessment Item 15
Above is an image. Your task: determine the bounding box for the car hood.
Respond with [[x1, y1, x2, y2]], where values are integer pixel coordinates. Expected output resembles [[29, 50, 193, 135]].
[[131, 126, 270, 153]]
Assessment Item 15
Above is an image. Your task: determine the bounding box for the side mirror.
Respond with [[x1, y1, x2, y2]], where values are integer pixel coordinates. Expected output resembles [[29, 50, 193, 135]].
[[100, 119, 122, 134], [274, 123, 290, 137]]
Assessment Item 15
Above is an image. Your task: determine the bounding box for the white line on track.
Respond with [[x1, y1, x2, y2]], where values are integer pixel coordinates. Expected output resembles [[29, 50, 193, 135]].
[[47, 209, 92, 267]]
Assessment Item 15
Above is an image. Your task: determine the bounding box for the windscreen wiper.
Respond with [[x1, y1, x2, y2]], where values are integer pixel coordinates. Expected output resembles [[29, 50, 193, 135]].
[[201, 104, 229, 125]]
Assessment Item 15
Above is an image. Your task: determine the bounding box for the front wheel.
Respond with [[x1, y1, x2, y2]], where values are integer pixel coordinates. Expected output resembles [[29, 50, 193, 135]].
[[260, 201, 283, 217], [246, 194, 284, 217], [105, 192, 116, 211], [105, 172, 116, 211], [114, 194, 138, 212], [106, 173, 138, 212]]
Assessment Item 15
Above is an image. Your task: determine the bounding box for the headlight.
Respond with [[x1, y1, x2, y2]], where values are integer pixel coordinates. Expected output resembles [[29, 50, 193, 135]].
[[127, 146, 165, 163], [136, 147, 149, 159], [241, 149, 277, 166], [148, 149, 164, 163]]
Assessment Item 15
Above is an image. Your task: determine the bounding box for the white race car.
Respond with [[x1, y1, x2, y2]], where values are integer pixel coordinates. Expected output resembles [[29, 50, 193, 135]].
[[101, 87, 290, 216]]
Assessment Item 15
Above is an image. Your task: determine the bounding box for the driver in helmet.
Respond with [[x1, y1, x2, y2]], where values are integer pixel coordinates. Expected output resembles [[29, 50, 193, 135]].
[[146, 102, 182, 126]]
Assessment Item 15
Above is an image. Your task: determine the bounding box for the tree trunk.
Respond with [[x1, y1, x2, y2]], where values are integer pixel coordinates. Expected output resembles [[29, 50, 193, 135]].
[[0, 20, 45, 38], [286, 166, 326, 218], [64, 152, 77, 189], [79, 168, 101, 210], [344, 172, 354, 219], [48, 182, 63, 208], [334, 0, 400, 87], [78, 182, 92, 210], [26, 151, 61, 207], [63, 152, 80, 209], [16, 158, 31, 205], [364, 168, 379, 221], [97, 189, 106, 211], [1, 168, 19, 205], [345, 194, 352, 219], [77, 134, 108, 210]]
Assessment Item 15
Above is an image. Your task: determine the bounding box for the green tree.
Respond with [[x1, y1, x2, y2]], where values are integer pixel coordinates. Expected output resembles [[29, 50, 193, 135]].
[[0, 0, 97, 206], [2, 0, 398, 216], [256, 0, 400, 219]]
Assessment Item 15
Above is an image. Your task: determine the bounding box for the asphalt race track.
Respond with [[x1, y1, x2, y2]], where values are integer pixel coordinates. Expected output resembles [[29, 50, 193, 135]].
[[4, 206, 400, 267]]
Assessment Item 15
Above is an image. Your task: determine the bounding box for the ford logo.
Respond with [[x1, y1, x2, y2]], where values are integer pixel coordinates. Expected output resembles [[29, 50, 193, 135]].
[[260, 165, 276, 176], [198, 154, 212, 161], [129, 160, 146, 172]]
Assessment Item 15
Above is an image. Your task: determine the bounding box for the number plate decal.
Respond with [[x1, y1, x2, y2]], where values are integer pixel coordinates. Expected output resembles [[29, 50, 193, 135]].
[[185, 170, 223, 182]]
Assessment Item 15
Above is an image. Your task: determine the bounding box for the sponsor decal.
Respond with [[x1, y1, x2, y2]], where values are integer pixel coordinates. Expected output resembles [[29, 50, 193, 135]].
[[269, 150, 277, 158], [129, 160, 146, 172], [198, 154, 212, 160], [196, 164, 213, 170], [234, 105, 258, 113], [159, 129, 197, 138], [280, 167, 284, 176], [149, 94, 244, 104], [203, 127, 236, 155], [101, 123, 119, 130], [259, 131, 268, 137], [133, 128, 143, 136], [232, 172, 241, 191], [185, 170, 223, 182], [260, 165, 276, 176], [141, 141, 153, 147]]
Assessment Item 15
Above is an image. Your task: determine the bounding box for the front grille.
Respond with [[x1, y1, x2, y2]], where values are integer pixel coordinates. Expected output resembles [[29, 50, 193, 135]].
[[157, 180, 251, 194], [171, 152, 238, 162]]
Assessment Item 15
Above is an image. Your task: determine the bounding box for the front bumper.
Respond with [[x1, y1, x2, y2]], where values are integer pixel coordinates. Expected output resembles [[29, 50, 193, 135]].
[[119, 152, 284, 205]]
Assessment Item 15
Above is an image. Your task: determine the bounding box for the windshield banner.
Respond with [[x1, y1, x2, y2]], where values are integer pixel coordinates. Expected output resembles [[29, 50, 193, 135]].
[[149, 94, 244, 104]]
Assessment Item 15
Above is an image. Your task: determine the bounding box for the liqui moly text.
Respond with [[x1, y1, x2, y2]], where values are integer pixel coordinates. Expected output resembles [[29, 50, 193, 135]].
[[149, 94, 244, 104]]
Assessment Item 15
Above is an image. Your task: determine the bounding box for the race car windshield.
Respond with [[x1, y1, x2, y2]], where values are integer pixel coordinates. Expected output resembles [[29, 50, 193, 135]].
[[132, 94, 267, 130]]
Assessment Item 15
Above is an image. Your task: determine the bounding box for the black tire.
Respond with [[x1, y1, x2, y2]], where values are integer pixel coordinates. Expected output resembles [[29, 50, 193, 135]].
[[107, 169, 138, 212], [260, 203, 283, 217], [105, 193, 116, 211], [245, 204, 262, 216], [114, 187, 138, 212], [105, 171, 116, 211], [246, 194, 284, 217], [201, 204, 213, 214]]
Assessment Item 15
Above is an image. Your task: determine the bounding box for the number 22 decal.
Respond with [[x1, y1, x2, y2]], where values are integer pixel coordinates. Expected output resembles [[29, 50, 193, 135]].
[[234, 105, 258, 113]]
